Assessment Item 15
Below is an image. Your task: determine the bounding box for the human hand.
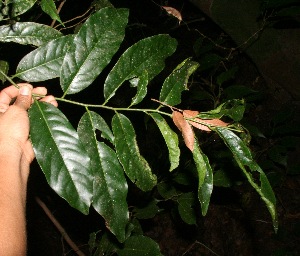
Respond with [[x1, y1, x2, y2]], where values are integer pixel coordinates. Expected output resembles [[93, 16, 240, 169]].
[[0, 84, 58, 164]]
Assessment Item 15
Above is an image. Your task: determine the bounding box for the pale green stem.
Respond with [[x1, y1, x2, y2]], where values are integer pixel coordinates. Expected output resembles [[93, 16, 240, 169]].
[[55, 97, 172, 117]]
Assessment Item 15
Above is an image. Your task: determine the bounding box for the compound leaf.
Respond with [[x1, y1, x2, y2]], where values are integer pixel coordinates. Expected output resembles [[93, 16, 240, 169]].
[[112, 113, 157, 191], [0, 22, 62, 46], [78, 110, 128, 242], [61, 7, 128, 95], [15, 35, 73, 82], [29, 101, 93, 214], [149, 113, 180, 172], [104, 34, 177, 103], [160, 58, 199, 106]]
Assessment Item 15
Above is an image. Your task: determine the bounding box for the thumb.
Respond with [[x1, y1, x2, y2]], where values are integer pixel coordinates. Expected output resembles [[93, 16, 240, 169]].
[[14, 85, 33, 110]]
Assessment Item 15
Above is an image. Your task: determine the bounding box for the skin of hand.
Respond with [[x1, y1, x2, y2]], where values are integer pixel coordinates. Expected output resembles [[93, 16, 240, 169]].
[[0, 84, 57, 255]]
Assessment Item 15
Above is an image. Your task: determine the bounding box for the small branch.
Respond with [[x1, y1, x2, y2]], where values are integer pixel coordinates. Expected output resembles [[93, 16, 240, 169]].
[[182, 240, 220, 256], [54, 6, 93, 30], [151, 98, 182, 112], [55, 97, 172, 117], [35, 197, 86, 256], [50, 0, 66, 27]]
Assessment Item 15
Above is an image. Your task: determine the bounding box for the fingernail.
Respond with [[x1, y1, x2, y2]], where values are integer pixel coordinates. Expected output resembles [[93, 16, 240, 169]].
[[20, 86, 31, 96]]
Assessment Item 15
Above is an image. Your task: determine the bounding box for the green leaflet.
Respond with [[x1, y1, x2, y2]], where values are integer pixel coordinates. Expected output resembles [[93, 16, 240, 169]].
[[12, 0, 37, 17], [40, 0, 63, 26], [78, 110, 128, 242], [112, 113, 157, 191], [60, 7, 128, 95], [160, 58, 199, 106], [117, 235, 162, 256], [193, 138, 213, 216], [216, 127, 278, 232], [177, 192, 197, 225], [15, 35, 72, 82], [149, 113, 180, 172], [29, 101, 93, 214], [129, 70, 148, 106], [0, 22, 62, 46], [104, 34, 177, 104]]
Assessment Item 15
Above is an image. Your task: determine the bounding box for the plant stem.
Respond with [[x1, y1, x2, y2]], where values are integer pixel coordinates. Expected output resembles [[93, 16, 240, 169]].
[[55, 97, 172, 117]]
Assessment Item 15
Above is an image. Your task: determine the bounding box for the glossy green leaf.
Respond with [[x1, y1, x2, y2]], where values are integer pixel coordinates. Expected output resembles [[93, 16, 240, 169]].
[[78, 110, 128, 242], [29, 101, 93, 214], [112, 113, 157, 191], [15, 35, 72, 82], [129, 70, 148, 106], [160, 58, 199, 106], [41, 0, 63, 26], [0, 60, 9, 83], [0, 22, 62, 46], [104, 34, 177, 103], [177, 192, 197, 225], [149, 113, 180, 172], [216, 127, 278, 232], [193, 138, 213, 216], [60, 8, 128, 95], [12, 0, 37, 17], [117, 235, 162, 256]]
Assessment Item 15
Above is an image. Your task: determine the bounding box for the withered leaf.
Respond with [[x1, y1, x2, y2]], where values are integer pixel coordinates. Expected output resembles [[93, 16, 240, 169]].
[[183, 110, 228, 131], [162, 6, 182, 23], [172, 111, 194, 152]]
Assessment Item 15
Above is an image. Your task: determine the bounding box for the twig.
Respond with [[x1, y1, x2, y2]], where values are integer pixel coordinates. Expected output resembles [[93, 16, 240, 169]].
[[151, 98, 182, 112], [35, 197, 86, 256], [182, 240, 220, 256], [54, 6, 93, 30], [50, 0, 66, 27]]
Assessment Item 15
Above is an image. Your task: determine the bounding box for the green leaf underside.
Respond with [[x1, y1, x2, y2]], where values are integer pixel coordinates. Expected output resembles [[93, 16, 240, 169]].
[[29, 101, 93, 214], [41, 0, 63, 25], [160, 58, 199, 106], [216, 127, 278, 231], [104, 34, 177, 103], [0, 22, 62, 46], [112, 113, 157, 191], [78, 110, 128, 242], [12, 0, 37, 17], [15, 35, 73, 82], [177, 192, 197, 225], [192, 138, 213, 216], [60, 7, 128, 95], [117, 235, 162, 256], [149, 113, 180, 172]]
